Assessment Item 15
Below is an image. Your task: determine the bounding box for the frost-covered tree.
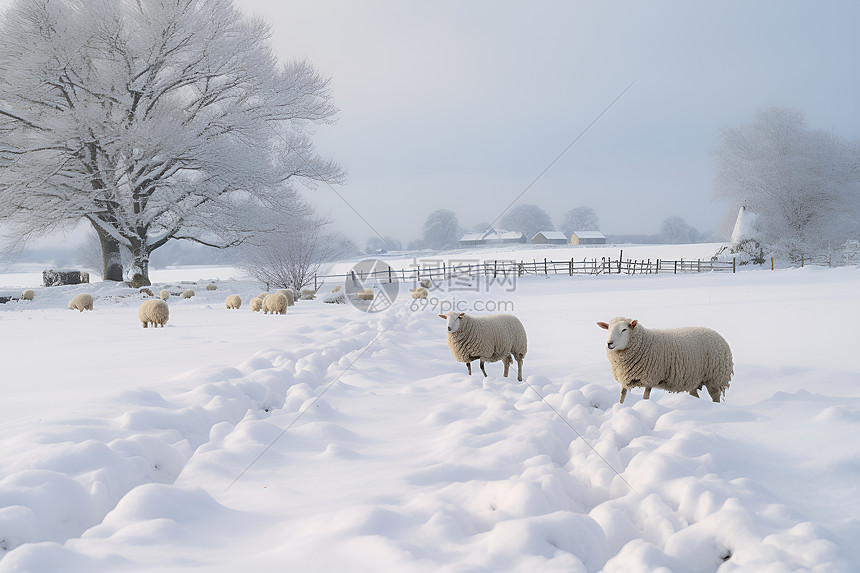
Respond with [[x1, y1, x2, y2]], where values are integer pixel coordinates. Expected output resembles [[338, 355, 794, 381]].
[[559, 205, 600, 236], [713, 108, 860, 258], [658, 216, 698, 244], [238, 211, 354, 291], [497, 204, 553, 239], [0, 0, 342, 285], [421, 209, 462, 250]]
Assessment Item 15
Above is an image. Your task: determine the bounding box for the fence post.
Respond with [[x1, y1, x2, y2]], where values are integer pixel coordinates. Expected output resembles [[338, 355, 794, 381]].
[[656, 259, 660, 274], [569, 258, 573, 276], [674, 261, 677, 274], [733, 257, 736, 273], [771, 257, 774, 271], [314, 273, 317, 290]]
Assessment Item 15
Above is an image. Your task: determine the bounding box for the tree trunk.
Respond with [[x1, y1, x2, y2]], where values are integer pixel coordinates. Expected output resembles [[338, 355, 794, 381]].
[[94, 224, 124, 282], [128, 240, 152, 288]]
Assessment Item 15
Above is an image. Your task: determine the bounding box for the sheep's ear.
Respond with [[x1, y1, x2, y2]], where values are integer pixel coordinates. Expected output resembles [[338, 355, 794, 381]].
[[438, 314, 447, 320], [630, 320, 638, 328], [597, 322, 609, 330], [458, 312, 465, 318]]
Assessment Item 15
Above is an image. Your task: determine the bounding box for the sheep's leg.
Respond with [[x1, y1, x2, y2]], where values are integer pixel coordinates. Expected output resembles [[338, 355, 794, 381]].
[[480, 361, 487, 377], [466, 362, 472, 376], [619, 387, 628, 403], [707, 385, 722, 403], [689, 388, 700, 398], [503, 356, 511, 378], [142, 322, 148, 328], [643, 387, 652, 400], [516, 355, 523, 382]]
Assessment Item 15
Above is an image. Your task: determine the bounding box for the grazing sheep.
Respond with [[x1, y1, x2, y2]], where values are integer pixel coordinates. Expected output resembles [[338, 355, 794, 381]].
[[420, 279, 432, 289], [206, 283, 217, 291], [140, 288, 154, 297], [300, 289, 316, 300], [276, 289, 295, 307], [159, 289, 170, 300], [138, 299, 169, 328], [225, 294, 242, 309], [263, 292, 288, 315], [250, 296, 263, 312], [332, 285, 342, 293], [356, 289, 374, 301], [597, 317, 734, 404], [182, 289, 195, 299], [22, 289, 34, 301], [257, 292, 269, 301], [439, 312, 528, 381], [410, 287, 428, 299], [68, 293, 94, 312]]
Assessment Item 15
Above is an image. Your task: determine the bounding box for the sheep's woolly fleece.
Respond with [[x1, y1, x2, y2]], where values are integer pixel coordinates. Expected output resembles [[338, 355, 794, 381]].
[[137, 299, 169, 328], [602, 316, 733, 403], [443, 312, 527, 379]]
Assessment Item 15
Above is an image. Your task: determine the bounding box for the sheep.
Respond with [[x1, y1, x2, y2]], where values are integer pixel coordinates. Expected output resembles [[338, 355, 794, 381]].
[[257, 292, 269, 301], [300, 289, 316, 300], [356, 289, 374, 301], [262, 292, 288, 315], [139, 288, 154, 297], [22, 289, 34, 301], [332, 285, 342, 293], [439, 312, 527, 381], [276, 289, 295, 307], [249, 296, 263, 312], [68, 293, 93, 312], [597, 317, 733, 404], [182, 289, 195, 299], [206, 283, 217, 291], [159, 289, 170, 300], [138, 299, 169, 328], [410, 287, 428, 299], [420, 279, 432, 289], [225, 294, 242, 309]]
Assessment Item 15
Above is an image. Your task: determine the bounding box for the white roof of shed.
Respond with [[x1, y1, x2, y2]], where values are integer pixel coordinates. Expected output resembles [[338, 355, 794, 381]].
[[532, 231, 568, 240], [572, 231, 606, 239]]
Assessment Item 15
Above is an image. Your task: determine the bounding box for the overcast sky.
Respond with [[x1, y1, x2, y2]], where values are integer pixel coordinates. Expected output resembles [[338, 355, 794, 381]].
[[4, 0, 860, 248]]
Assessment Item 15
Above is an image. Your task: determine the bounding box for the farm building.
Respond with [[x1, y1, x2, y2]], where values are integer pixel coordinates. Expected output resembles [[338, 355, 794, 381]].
[[458, 228, 527, 247], [531, 231, 568, 245], [571, 231, 606, 245]]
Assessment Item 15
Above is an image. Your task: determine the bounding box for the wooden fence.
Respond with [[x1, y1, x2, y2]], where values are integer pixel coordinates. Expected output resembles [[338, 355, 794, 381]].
[[314, 253, 736, 288]]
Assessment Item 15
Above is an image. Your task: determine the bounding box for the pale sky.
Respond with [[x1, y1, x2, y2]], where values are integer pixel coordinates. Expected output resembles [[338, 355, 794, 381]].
[[4, 0, 860, 247]]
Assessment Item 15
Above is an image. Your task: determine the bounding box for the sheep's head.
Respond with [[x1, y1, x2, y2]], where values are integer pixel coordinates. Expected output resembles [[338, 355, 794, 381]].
[[597, 317, 637, 351], [439, 312, 466, 333]]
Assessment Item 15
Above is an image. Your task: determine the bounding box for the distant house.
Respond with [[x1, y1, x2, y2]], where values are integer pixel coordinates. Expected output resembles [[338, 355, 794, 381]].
[[570, 231, 606, 245], [531, 231, 568, 245], [458, 228, 527, 248]]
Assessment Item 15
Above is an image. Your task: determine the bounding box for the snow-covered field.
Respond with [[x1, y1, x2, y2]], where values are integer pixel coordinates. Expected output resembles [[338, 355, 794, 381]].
[[1, 248, 859, 572]]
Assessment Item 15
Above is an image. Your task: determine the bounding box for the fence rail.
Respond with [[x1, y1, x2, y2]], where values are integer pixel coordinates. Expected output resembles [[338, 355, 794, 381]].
[[314, 254, 736, 288]]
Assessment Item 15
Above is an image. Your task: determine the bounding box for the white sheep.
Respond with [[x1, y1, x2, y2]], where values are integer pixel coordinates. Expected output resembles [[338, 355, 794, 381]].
[[597, 317, 734, 404], [332, 285, 342, 293], [300, 289, 316, 300], [410, 287, 428, 299], [68, 293, 93, 312], [138, 299, 169, 328], [439, 312, 527, 381], [225, 294, 242, 309], [206, 283, 217, 291], [22, 289, 34, 301], [159, 289, 170, 301], [263, 292, 288, 315], [276, 289, 295, 307], [182, 289, 195, 299], [249, 296, 263, 312], [420, 279, 432, 289]]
